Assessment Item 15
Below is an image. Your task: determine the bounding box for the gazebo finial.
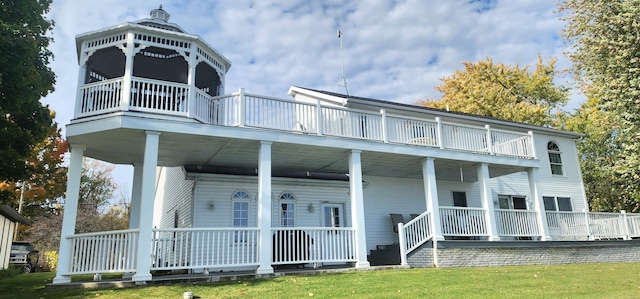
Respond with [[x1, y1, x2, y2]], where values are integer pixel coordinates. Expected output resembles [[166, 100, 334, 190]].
[[150, 5, 170, 22]]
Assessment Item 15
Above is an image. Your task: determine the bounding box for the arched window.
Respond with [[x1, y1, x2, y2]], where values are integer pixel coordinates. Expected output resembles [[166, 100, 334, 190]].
[[547, 141, 563, 175], [279, 192, 296, 227], [231, 190, 250, 242]]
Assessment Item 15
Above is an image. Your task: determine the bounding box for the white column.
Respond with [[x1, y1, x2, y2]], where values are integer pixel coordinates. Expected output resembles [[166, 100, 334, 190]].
[[132, 131, 160, 283], [477, 163, 500, 241], [187, 43, 198, 118], [256, 141, 274, 274], [53, 144, 85, 284], [423, 158, 444, 240], [527, 168, 552, 240], [120, 31, 136, 111], [349, 150, 370, 268], [128, 163, 143, 229]]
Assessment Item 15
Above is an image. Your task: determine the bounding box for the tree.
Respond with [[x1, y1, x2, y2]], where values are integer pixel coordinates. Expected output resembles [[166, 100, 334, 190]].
[[0, 0, 56, 182], [25, 160, 129, 256], [419, 57, 568, 127], [559, 0, 640, 212]]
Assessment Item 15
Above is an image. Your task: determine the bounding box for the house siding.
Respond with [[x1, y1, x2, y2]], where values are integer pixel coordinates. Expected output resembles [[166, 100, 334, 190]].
[[0, 216, 15, 270], [155, 167, 194, 229]]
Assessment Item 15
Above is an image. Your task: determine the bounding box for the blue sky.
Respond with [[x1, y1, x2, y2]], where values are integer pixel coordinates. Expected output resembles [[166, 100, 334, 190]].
[[43, 0, 580, 197]]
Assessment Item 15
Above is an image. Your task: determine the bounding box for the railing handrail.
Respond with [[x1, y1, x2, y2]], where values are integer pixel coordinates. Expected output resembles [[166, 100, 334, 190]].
[[66, 228, 140, 239], [153, 227, 260, 232], [80, 77, 124, 88], [441, 206, 485, 212]]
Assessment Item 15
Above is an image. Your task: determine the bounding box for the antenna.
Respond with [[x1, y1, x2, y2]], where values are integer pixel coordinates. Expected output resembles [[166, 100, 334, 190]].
[[337, 29, 350, 96]]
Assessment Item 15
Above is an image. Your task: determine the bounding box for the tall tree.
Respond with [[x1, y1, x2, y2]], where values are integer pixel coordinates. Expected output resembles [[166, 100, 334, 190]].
[[0, 0, 56, 182], [25, 160, 128, 255], [559, 0, 640, 212], [419, 57, 568, 127]]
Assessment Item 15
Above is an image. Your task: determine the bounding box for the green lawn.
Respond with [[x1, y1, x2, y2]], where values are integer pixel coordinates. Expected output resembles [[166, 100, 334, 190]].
[[1, 263, 639, 298]]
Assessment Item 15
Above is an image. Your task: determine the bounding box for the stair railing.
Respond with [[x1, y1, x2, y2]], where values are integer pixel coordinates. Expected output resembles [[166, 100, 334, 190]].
[[398, 211, 433, 265]]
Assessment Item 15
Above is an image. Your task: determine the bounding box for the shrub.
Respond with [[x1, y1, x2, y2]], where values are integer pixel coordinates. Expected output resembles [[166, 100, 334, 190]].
[[44, 251, 58, 272]]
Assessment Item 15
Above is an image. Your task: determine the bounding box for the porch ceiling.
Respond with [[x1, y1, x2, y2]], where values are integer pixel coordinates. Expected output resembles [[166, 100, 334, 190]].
[[67, 126, 526, 181]]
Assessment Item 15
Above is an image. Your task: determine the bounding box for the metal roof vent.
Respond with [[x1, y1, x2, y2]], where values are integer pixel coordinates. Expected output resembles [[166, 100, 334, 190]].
[[150, 5, 170, 22]]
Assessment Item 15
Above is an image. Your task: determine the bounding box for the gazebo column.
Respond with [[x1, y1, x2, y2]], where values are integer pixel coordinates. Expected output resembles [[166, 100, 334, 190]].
[[256, 141, 274, 275], [477, 163, 500, 241], [132, 131, 161, 283], [349, 150, 370, 268], [53, 144, 85, 284], [423, 158, 444, 240], [527, 167, 552, 240]]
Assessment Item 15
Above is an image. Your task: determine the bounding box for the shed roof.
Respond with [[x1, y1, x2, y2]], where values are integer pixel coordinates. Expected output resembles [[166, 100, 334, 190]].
[[0, 204, 30, 225]]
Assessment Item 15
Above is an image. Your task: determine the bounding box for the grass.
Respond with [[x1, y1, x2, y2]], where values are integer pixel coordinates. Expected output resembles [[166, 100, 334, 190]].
[[0, 263, 639, 298]]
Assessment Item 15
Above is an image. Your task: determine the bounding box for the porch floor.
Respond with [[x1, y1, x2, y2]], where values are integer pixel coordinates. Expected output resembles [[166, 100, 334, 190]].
[[46, 264, 410, 290]]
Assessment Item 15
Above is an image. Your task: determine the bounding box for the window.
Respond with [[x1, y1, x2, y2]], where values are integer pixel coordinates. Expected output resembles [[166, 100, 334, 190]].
[[498, 195, 528, 210], [279, 192, 296, 227], [232, 190, 250, 242], [453, 191, 467, 207], [322, 204, 344, 228], [547, 141, 563, 175], [543, 196, 572, 211]]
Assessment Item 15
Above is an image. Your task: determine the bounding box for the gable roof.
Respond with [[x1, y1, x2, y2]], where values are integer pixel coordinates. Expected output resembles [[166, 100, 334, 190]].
[[0, 204, 31, 225], [289, 86, 581, 138]]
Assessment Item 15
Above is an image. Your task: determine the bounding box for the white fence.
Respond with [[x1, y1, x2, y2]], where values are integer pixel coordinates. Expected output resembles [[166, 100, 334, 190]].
[[272, 227, 356, 265], [151, 227, 260, 271], [495, 209, 540, 237], [75, 79, 535, 158], [440, 207, 487, 236], [66, 229, 139, 275]]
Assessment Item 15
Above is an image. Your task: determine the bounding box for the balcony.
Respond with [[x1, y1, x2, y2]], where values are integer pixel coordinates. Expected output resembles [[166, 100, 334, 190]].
[[75, 77, 535, 159]]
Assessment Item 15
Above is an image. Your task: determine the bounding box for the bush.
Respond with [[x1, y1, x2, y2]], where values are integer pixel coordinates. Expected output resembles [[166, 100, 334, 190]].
[[44, 251, 58, 272]]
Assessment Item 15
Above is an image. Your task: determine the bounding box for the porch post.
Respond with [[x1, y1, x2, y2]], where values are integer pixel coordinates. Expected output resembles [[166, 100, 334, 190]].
[[422, 158, 444, 240], [256, 141, 274, 274], [120, 31, 135, 111], [128, 163, 143, 229], [527, 168, 552, 240], [477, 163, 500, 241], [53, 144, 84, 284], [349, 150, 370, 268], [132, 131, 161, 283]]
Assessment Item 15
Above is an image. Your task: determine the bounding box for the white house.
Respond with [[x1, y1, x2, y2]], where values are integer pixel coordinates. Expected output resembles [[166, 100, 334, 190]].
[[53, 7, 640, 284]]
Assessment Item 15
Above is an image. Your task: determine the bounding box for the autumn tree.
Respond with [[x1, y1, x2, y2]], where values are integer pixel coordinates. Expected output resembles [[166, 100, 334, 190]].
[[419, 57, 568, 127], [0, 114, 67, 239], [559, 0, 640, 212], [25, 160, 129, 255], [0, 0, 56, 182]]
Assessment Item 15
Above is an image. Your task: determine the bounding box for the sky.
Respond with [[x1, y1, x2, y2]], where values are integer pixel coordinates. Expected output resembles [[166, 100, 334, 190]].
[[42, 0, 581, 198]]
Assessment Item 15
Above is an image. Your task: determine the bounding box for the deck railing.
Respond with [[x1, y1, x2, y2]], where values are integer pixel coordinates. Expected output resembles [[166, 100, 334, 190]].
[[65, 229, 139, 275], [76, 79, 535, 158], [151, 227, 260, 270], [271, 227, 356, 265], [440, 207, 487, 236], [495, 209, 540, 237]]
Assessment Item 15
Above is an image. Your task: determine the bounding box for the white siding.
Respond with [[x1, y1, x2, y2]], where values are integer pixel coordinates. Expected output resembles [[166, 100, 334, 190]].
[[155, 167, 194, 229], [192, 175, 350, 229], [0, 216, 15, 270]]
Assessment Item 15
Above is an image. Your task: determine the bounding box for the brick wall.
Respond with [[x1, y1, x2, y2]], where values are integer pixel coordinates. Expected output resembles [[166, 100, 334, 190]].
[[407, 241, 640, 268]]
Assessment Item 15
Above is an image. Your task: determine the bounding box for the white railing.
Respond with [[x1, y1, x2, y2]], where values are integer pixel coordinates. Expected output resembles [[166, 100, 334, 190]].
[[387, 116, 439, 147], [627, 213, 640, 238], [399, 211, 433, 254], [65, 229, 139, 275], [77, 78, 124, 117], [272, 227, 356, 265], [151, 227, 260, 270], [441, 123, 489, 153], [76, 80, 535, 158], [129, 77, 189, 116], [588, 212, 627, 239], [440, 207, 487, 236], [491, 130, 533, 158], [495, 209, 540, 237], [545, 211, 589, 239]]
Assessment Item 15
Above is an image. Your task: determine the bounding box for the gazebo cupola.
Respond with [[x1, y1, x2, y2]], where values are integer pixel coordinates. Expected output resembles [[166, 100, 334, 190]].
[[73, 6, 231, 120]]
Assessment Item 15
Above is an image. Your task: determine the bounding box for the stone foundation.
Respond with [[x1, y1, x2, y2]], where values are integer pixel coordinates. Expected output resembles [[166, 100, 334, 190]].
[[407, 240, 640, 268]]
